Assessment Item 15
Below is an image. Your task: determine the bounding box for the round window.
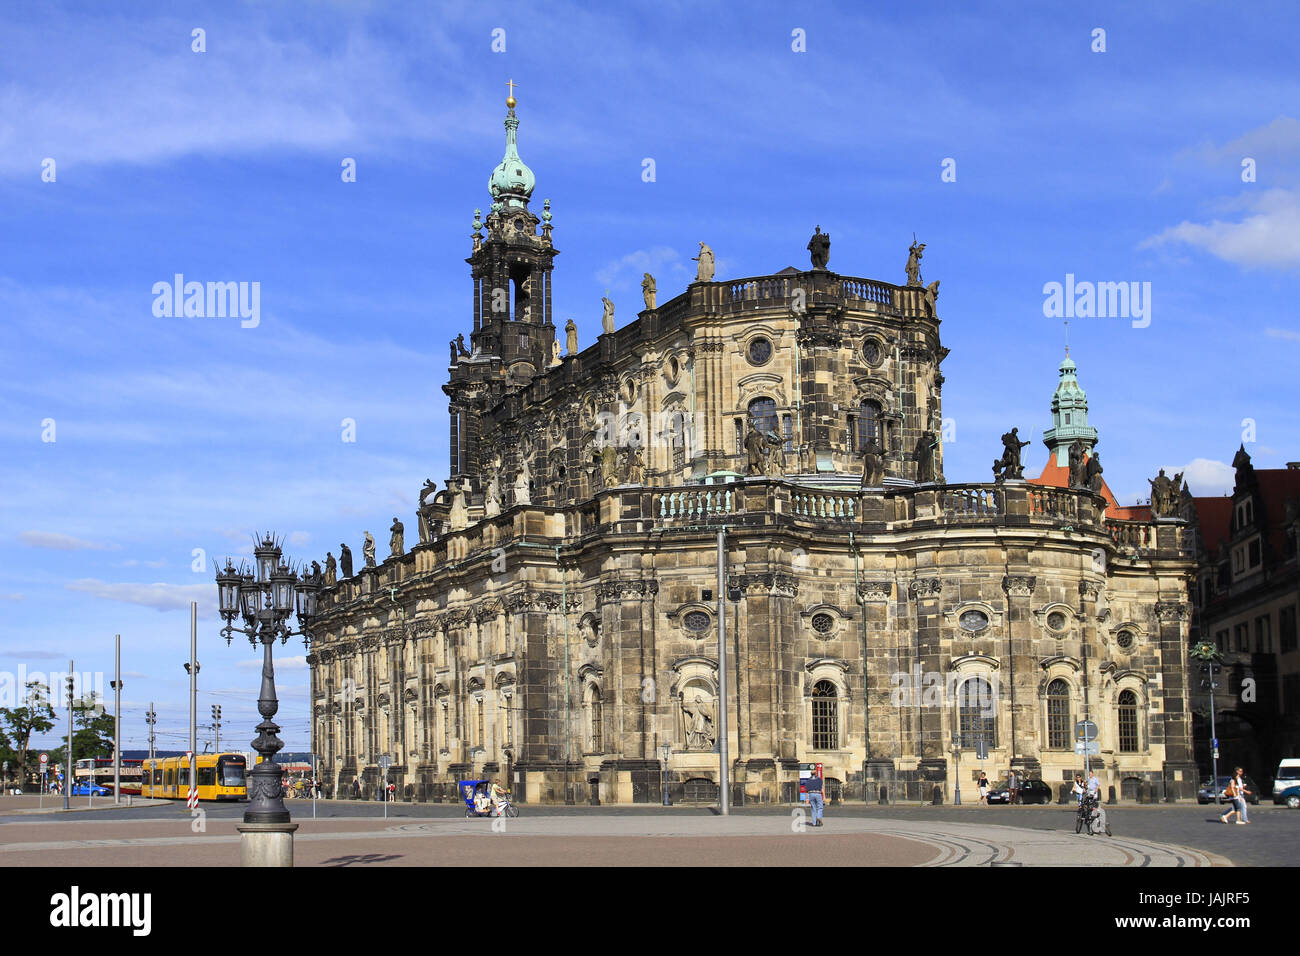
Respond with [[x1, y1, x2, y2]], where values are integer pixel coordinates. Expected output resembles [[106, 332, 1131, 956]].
[[683, 611, 711, 633], [1116, 629, 1135, 650], [862, 339, 882, 366], [959, 609, 989, 633], [747, 338, 772, 365], [1047, 611, 1067, 632], [811, 613, 834, 634]]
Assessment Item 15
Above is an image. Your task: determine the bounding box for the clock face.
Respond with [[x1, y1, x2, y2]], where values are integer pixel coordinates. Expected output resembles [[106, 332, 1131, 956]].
[[863, 340, 881, 366]]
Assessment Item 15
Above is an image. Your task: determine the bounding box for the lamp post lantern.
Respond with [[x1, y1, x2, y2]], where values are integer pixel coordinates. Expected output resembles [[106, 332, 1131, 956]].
[[216, 534, 320, 866]]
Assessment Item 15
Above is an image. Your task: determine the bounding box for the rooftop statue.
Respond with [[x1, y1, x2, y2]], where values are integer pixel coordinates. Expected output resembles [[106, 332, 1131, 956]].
[[692, 242, 715, 282], [362, 531, 376, 568], [1085, 451, 1104, 494], [601, 296, 615, 334], [1068, 439, 1087, 489], [642, 273, 657, 311], [565, 318, 578, 354], [389, 517, 404, 557], [340, 543, 353, 579], [324, 552, 337, 587], [906, 239, 925, 287], [916, 430, 938, 484], [860, 435, 885, 487], [992, 427, 1030, 481], [808, 226, 830, 270]]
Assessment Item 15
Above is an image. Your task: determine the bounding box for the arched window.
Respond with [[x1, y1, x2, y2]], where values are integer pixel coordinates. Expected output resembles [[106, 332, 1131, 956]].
[[811, 679, 839, 750], [1117, 689, 1139, 752], [748, 397, 777, 438], [856, 401, 882, 451], [1046, 678, 1072, 749], [958, 677, 997, 749]]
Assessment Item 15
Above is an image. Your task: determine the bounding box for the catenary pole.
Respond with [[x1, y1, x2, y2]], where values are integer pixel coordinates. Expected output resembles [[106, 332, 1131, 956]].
[[113, 634, 121, 804], [716, 528, 730, 815], [190, 602, 197, 801]]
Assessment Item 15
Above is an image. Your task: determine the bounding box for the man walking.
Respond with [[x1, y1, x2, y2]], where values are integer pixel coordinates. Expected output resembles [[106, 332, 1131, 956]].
[[805, 772, 824, 827], [1007, 769, 1019, 805]]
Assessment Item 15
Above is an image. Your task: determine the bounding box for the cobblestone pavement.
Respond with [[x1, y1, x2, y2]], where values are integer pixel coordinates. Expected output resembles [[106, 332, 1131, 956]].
[[0, 804, 1230, 867]]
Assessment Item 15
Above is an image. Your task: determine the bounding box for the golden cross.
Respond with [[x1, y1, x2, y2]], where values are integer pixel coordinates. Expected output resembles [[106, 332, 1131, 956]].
[[507, 79, 518, 99]]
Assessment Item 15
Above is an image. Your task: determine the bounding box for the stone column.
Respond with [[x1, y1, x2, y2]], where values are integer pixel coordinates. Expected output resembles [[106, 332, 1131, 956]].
[[1002, 574, 1041, 779], [910, 577, 947, 801]]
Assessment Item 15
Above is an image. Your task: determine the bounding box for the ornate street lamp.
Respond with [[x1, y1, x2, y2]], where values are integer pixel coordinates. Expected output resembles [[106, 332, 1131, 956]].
[[216, 534, 319, 856]]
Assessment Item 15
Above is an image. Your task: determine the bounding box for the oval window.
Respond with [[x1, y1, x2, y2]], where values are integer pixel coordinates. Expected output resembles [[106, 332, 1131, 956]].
[[1116, 629, 1135, 650], [811, 613, 834, 634], [748, 338, 772, 365], [1047, 611, 1067, 632], [684, 611, 711, 633], [959, 609, 989, 633]]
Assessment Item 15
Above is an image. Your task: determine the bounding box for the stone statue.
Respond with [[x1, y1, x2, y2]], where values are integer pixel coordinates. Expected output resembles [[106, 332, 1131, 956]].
[[1085, 451, 1104, 494], [420, 478, 438, 506], [625, 447, 645, 485], [362, 531, 376, 567], [906, 240, 925, 287], [642, 273, 657, 311], [600, 444, 619, 487], [992, 427, 1030, 481], [514, 460, 531, 505], [692, 242, 715, 282], [340, 543, 353, 579], [681, 693, 716, 750], [1068, 440, 1086, 489], [456, 333, 468, 357], [765, 431, 785, 477], [916, 430, 938, 484], [551, 339, 562, 366], [601, 296, 615, 334], [485, 468, 502, 517], [1149, 468, 1183, 517], [808, 225, 830, 270], [417, 506, 431, 544], [743, 421, 767, 476], [310, 560, 323, 585], [449, 484, 468, 530], [923, 279, 940, 315], [324, 552, 337, 587], [449, 339, 458, 364], [860, 436, 885, 487], [565, 318, 578, 354], [389, 517, 404, 557]]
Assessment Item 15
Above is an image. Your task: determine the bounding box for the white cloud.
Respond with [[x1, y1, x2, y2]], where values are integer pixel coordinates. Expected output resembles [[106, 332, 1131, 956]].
[[19, 531, 115, 551], [594, 247, 690, 290], [64, 578, 214, 613], [1141, 188, 1300, 268], [236, 654, 307, 671], [0, 593, 25, 601], [1176, 458, 1235, 497], [1266, 327, 1300, 342], [1194, 116, 1300, 165], [287, 531, 312, 547]]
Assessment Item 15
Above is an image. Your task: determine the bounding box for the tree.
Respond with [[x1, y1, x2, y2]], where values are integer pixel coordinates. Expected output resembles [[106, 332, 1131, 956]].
[[0, 682, 56, 784], [47, 695, 116, 770]]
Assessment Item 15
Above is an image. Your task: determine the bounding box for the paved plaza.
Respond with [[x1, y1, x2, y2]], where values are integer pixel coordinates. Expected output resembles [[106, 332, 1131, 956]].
[[3, 796, 1287, 867]]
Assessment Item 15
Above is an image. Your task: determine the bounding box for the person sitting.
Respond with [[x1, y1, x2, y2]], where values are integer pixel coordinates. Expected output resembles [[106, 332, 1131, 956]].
[[472, 784, 492, 816]]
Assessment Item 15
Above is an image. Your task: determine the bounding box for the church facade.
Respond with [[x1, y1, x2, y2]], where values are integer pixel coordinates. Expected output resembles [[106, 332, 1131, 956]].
[[303, 97, 1199, 805]]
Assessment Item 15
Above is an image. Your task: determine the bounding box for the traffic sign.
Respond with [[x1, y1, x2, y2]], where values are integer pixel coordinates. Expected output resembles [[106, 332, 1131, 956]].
[[1074, 720, 1098, 741], [1074, 741, 1100, 755], [39, 753, 48, 765], [377, 754, 392, 770], [1212, 737, 1219, 748], [975, 739, 988, 760]]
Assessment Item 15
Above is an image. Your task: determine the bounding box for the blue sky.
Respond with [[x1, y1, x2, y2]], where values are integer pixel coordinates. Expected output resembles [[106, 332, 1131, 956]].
[[2, 1, 1298, 754]]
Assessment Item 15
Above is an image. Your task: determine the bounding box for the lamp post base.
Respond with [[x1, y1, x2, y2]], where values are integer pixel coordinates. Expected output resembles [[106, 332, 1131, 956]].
[[237, 822, 299, 867]]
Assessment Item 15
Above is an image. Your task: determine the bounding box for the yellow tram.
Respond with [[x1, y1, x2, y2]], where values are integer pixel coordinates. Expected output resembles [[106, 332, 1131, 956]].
[[140, 752, 247, 801]]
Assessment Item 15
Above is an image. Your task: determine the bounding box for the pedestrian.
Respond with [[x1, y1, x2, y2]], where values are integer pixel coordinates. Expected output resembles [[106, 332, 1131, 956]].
[[805, 771, 824, 827], [1071, 774, 1085, 804], [978, 771, 990, 805], [1086, 768, 1110, 836], [352, 775, 361, 800], [1220, 767, 1251, 824], [388, 781, 396, 802], [1007, 768, 1019, 805]]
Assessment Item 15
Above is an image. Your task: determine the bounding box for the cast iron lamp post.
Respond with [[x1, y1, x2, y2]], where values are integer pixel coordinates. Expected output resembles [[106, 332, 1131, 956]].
[[216, 534, 318, 864]]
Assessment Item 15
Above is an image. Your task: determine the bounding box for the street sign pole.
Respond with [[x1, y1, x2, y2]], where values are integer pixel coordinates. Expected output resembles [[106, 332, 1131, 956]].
[[113, 634, 121, 805], [64, 660, 72, 811]]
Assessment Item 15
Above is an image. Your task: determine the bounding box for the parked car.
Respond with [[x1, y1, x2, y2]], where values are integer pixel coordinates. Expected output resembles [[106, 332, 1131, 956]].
[[1196, 775, 1260, 805], [70, 781, 112, 797], [1274, 759, 1300, 796], [987, 778, 1053, 804], [1273, 784, 1300, 808]]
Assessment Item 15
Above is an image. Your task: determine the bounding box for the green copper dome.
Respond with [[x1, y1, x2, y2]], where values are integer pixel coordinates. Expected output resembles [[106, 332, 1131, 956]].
[[488, 105, 535, 203], [1042, 349, 1098, 466]]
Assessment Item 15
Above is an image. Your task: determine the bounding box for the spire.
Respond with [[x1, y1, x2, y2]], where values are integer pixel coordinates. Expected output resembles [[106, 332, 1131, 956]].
[[488, 83, 535, 208], [1042, 348, 1098, 466]]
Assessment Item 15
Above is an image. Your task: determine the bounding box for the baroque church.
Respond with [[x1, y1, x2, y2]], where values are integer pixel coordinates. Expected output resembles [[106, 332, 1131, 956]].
[[304, 95, 1199, 805]]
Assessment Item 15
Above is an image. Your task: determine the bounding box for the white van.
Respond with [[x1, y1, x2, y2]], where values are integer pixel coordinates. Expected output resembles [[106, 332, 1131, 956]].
[[1274, 758, 1300, 795]]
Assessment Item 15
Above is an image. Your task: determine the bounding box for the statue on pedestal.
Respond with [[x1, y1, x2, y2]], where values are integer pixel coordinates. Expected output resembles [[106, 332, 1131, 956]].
[[1085, 451, 1104, 494], [600, 444, 619, 487], [389, 517, 404, 557], [485, 468, 502, 517], [514, 459, 532, 505], [324, 552, 337, 587], [642, 273, 657, 311], [565, 318, 578, 354], [362, 531, 376, 568], [743, 421, 767, 476], [625, 447, 645, 485], [551, 340, 562, 366], [808, 226, 831, 270], [1068, 440, 1086, 489], [906, 239, 925, 287], [1148, 468, 1183, 517], [916, 430, 938, 484], [449, 484, 469, 530], [340, 543, 353, 579]]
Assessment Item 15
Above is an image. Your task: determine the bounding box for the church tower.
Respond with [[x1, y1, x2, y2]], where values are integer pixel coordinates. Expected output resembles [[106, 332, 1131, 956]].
[[1041, 349, 1098, 466], [444, 89, 559, 481]]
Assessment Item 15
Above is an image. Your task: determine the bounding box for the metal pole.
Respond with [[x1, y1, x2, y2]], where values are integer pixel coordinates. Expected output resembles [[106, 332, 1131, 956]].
[[716, 528, 730, 815], [113, 635, 121, 804], [558, 544, 573, 805], [1082, 638, 1091, 777], [1208, 663, 1219, 798], [190, 603, 197, 804], [64, 659, 72, 810]]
